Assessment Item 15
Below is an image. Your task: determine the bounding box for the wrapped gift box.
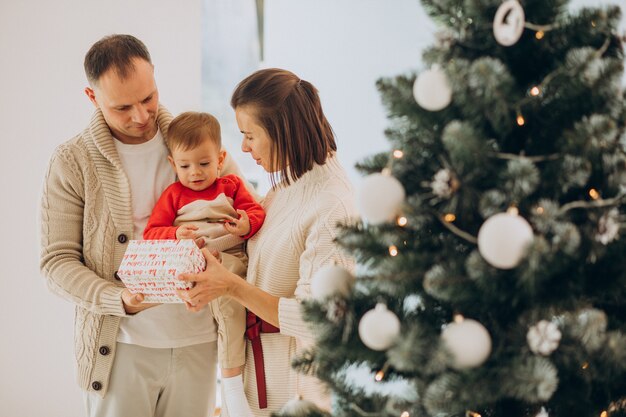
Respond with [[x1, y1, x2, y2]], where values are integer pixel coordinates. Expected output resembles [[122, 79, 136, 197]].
[[117, 239, 206, 303]]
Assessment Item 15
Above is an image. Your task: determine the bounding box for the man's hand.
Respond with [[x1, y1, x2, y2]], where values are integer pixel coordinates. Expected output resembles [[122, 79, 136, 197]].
[[122, 289, 159, 314], [223, 209, 251, 236], [176, 224, 199, 240]]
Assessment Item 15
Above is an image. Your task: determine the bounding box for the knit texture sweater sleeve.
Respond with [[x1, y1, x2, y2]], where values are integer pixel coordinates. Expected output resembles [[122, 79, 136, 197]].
[[39, 144, 126, 316], [277, 194, 355, 341]]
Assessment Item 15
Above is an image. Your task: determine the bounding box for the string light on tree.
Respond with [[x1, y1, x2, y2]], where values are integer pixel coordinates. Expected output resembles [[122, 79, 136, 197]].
[[441, 316, 492, 369], [413, 65, 453, 111], [374, 362, 390, 382], [358, 303, 401, 351], [397, 216, 408, 227], [477, 209, 534, 269], [358, 171, 406, 225], [535, 30, 545, 39], [393, 149, 404, 159], [444, 213, 456, 223], [493, 0, 526, 46], [310, 264, 355, 301], [589, 188, 600, 200], [389, 245, 399, 256], [530, 86, 541, 96], [517, 112, 526, 126]]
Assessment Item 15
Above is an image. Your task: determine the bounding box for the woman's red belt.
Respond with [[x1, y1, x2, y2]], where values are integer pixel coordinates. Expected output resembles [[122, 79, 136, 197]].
[[245, 310, 280, 409]]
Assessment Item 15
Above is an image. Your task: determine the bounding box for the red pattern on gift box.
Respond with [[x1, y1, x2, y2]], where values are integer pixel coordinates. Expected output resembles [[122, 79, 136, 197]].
[[117, 239, 206, 303]]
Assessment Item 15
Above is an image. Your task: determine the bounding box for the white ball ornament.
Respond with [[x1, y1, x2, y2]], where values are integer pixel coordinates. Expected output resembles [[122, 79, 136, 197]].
[[441, 318, 492, 369], [358, 303, 401, 351], [357, 172, 405, 225], [493, 0, 526, 46], [413, 65, 453, 111], [310, 264, 355, 301], [478, 211, 534, 269]]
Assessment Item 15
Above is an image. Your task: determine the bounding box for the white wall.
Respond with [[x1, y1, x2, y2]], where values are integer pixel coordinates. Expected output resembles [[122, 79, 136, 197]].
[[246, 0, 431, 193], [0, 1, 623, 416], [0, 1, 202, 416]]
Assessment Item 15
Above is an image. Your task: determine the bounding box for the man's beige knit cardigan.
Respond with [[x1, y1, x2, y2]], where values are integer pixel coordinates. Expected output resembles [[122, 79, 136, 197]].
[[39, 105, 244, 396]]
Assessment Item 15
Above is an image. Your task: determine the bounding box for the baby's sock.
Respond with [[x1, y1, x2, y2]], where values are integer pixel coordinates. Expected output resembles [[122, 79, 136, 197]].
[[222, 374, 254, 417]]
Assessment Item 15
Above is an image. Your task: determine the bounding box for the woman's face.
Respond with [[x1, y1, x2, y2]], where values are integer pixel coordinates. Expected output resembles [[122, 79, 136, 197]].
[[235, 106, 275, 172]]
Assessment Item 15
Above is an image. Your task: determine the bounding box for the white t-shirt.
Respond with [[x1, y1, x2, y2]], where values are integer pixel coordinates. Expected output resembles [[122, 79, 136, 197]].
[[113, 130, 217, 348]]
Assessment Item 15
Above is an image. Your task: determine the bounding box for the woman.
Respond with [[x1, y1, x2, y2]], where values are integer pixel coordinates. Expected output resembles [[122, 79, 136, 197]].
[[178, 68, 356, 416]]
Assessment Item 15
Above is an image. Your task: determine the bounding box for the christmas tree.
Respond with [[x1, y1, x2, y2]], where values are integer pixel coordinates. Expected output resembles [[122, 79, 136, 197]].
[[281, 1, 626, 416]]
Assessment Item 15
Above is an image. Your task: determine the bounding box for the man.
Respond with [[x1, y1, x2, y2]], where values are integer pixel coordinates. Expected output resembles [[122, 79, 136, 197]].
[[39, 34, 244, 417]]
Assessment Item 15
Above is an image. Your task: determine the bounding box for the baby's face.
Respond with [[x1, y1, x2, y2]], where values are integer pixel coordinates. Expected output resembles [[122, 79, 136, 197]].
[[168, 138, 225, 191]]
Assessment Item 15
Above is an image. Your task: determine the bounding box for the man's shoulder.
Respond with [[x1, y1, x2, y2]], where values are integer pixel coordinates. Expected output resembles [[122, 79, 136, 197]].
[[50, 133, 90, 163]]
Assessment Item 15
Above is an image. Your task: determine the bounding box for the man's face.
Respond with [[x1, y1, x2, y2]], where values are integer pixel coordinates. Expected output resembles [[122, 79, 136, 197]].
[[85, 58, 159, 144]]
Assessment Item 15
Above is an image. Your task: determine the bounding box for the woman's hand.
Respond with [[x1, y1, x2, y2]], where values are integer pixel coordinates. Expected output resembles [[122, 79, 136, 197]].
[[177, 248, 236, 312]]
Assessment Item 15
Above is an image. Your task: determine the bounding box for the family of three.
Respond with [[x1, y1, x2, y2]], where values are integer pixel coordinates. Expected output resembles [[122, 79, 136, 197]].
[[39, 34, 356, 417]]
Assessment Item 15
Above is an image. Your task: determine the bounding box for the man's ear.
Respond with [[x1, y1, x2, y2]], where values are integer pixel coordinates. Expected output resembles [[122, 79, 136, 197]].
[[85, 87, 99, 107]]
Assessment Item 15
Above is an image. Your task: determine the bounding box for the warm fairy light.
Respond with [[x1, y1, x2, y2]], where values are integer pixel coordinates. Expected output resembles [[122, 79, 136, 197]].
[[444, 213, 456, 222], [600, 411, 608, 417], [536, 30, 545, 39], [393, 149, 404, 159], [453, 314, 465, 323], [530, 86, 541, 96], [400, 412, 410, 417], [375, 370, 385, 381], [389, 245, 399, 256], [466, 411, 482, 417], [516, 114, 526, 126], [535, 206, 544, 215], [589, 189, 600, 200], [582, 362, 589, 370], [507, 206, 519, 216], [397, 216, 408, 227]]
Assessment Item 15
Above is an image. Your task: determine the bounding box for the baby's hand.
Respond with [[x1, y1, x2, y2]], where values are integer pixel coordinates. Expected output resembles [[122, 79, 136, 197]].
[[176, 224, 199, 239], [224, 209, 251, 237]]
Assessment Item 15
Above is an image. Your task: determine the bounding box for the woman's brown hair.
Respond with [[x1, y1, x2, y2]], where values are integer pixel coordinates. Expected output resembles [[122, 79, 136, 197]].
[[231, 68, 336, 186]]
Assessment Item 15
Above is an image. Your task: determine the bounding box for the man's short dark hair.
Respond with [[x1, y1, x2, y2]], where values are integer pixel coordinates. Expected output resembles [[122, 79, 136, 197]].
[[84, 34, 152, 85]]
